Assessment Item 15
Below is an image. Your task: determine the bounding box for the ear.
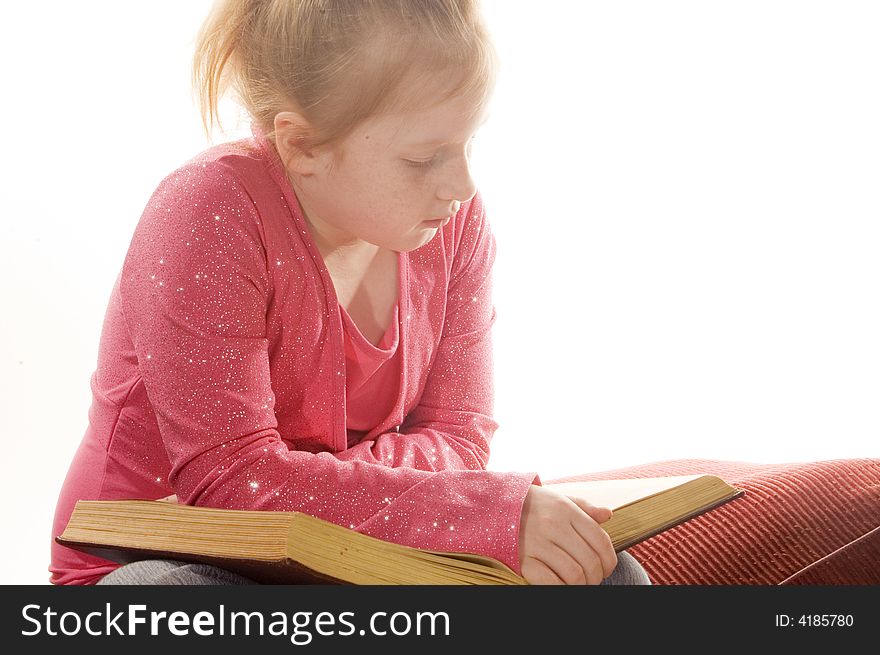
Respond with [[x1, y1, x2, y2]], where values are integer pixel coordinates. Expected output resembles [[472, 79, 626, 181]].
[[273, 111, 320, 175]]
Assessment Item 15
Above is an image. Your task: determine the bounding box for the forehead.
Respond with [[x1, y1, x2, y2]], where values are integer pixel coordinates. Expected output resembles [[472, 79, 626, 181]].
[[365, 95, 490, 147]]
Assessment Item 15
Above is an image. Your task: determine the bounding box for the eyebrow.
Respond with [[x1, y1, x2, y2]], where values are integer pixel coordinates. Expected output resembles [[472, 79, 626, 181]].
[[405, 114, 491, 147]]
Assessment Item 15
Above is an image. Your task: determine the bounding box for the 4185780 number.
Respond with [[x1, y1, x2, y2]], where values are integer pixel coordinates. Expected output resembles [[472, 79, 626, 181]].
[[775, 614, 854, 628]]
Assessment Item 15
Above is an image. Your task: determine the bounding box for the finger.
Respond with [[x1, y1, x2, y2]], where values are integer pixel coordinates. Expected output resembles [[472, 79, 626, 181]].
[[568, 511, 618, 579], [540, 541, 596, 585], [551, 526, 605, 585], [566, 496, 613, 523], [521, 556, 565, 585]]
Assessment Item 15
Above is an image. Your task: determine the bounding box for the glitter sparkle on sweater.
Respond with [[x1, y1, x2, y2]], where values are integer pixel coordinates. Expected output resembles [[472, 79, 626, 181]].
[[49, 122, 539, 585]]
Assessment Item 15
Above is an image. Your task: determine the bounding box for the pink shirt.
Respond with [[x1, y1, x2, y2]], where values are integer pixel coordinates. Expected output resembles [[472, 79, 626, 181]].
[[343, 303, 401, 448], [49, 122, 540, 585]]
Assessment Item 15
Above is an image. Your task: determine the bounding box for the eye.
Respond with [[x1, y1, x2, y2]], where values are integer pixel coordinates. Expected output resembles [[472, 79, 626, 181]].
[[403, 136, 477, 169], [404, 158, 436, 168]]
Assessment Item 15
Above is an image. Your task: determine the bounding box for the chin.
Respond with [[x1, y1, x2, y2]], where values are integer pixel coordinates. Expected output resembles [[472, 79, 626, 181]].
[[399, 231, 439, 252]]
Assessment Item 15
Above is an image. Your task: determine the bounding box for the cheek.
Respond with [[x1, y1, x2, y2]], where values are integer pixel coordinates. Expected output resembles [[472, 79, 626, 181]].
[[405, 169, 437, 192], [381, 169, 431, 201], [352, 162, 432, 219]]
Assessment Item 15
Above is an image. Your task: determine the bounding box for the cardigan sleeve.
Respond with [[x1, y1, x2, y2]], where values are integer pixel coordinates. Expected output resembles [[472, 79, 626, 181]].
[[119, 162, 536, 574], [335, 191, 502, 472]]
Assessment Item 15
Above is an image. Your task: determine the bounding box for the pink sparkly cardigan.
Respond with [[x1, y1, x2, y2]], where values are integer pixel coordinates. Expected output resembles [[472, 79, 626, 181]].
[[49, 123, 539, 585]]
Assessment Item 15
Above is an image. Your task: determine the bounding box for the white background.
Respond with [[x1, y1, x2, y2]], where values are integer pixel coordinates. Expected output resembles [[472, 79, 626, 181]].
[[0, 1, 877, 583]]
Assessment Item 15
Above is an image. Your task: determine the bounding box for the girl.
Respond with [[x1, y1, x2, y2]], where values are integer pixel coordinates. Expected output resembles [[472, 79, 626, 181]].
[[50, 0, 649, 586]]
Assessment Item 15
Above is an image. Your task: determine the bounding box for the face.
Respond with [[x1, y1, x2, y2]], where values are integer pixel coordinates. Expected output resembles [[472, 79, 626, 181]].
[[276, 92, 488, 256]]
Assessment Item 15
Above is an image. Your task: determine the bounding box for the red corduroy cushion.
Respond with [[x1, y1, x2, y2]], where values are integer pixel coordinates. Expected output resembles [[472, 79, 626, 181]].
[[546, 458, 880, 585]]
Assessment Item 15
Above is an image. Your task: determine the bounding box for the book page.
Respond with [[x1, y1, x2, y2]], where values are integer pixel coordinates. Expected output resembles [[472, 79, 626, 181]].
[[545, 475, 708, 511]]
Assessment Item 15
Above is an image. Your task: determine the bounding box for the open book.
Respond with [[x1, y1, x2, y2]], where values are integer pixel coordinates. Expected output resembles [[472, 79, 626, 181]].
[[57, 474, 743, 585]]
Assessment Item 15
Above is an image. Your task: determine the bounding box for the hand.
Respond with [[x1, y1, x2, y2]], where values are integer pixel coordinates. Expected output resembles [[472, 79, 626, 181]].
[[157, 494, 178, 503], [518, 485, 617, 585]]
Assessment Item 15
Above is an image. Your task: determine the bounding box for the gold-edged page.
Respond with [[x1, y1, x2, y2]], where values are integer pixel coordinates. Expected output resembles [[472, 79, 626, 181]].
[[285, 513, 521, 584]]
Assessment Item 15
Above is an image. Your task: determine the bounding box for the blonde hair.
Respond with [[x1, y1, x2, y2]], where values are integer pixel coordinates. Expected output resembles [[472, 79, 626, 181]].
[[192, 0, 499, 157]]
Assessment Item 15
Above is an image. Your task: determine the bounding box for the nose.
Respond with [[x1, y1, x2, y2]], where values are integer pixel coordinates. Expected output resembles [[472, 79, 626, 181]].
[[439, 158, 477, 214]]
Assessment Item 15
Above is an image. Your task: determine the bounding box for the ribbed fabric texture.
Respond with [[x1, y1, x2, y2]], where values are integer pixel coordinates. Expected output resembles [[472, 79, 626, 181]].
[[546, 458, 880, 585], [779, 524, 880, 585]]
